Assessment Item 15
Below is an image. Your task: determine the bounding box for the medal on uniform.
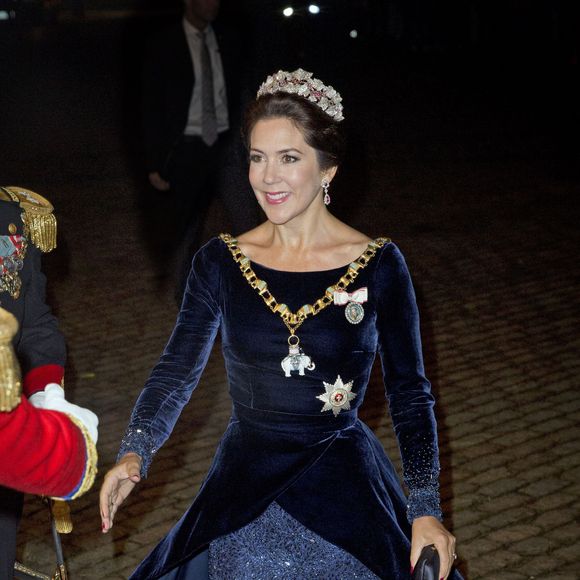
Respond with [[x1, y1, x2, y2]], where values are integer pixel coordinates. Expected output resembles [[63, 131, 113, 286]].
[[333, 287, 367, 324], [316, 375, 357, 416], [0, 235, 26, 299]]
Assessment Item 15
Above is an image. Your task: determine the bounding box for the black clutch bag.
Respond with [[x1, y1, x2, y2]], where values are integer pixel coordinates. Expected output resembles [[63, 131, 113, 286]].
[[411, 544, 440, 580]]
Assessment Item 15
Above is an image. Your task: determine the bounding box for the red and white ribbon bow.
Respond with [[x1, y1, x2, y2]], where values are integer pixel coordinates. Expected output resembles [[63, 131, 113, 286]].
[[333, 287, 368, 306]]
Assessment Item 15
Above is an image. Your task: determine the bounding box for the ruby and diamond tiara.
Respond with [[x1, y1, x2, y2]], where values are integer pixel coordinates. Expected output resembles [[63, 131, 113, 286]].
[[257, 69, 344, 122]]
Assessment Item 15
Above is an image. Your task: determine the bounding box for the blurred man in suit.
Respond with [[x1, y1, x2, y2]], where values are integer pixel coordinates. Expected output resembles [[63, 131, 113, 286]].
[[142, 0, 258, 301]]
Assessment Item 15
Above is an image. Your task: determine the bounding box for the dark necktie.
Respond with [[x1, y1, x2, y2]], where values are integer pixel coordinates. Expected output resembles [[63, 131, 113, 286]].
[[200, 30, 218, 146]]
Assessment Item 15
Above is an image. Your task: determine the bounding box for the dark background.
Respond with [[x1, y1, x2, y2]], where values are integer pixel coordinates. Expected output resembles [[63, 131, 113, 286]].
[[1, 0, 578, 207]]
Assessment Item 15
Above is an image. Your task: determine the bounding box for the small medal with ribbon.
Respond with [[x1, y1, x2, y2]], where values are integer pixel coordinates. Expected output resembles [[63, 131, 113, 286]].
[[333, 287, 367, 324]]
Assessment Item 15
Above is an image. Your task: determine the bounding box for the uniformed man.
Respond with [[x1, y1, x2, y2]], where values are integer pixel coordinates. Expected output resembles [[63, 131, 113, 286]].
[[0, 186, 81, 578], [0, 307, 98, 497]]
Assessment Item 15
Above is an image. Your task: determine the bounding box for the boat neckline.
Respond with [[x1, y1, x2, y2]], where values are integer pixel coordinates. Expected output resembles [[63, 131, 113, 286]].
[[232, 238, 388, 274]]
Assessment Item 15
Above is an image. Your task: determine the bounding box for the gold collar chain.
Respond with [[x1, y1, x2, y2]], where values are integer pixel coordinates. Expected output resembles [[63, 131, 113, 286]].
[[220, 233, 390, 336]]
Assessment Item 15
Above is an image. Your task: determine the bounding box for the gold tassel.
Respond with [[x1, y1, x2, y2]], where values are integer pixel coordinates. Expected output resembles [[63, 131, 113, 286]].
[[51, 499, 73, 534], [0, 308, 21, 412]]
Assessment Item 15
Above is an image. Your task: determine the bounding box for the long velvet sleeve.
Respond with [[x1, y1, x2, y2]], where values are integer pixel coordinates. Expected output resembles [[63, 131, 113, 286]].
[[0, 396, 95, 499], [119, 240, 222, 476], [375, 244, 442, 523]]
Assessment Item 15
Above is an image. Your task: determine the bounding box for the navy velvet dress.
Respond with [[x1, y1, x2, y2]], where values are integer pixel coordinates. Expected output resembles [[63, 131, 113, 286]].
[[119, 236, 462, 580]]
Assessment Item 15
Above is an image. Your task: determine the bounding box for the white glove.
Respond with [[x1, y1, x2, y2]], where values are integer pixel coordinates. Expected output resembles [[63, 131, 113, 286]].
[[30, 383, 99, 444], [28, 390, 46, 408]]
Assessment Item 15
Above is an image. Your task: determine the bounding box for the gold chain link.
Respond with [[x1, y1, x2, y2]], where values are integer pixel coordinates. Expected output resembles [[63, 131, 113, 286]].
[[220, 233, 390, 336]]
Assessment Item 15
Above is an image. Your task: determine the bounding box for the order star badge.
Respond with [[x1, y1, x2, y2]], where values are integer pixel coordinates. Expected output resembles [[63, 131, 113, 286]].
[[316, 375, 357, 416]]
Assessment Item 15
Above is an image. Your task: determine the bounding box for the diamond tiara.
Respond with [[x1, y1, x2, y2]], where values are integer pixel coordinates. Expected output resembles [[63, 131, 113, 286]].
[[257, 69, 344, 122]]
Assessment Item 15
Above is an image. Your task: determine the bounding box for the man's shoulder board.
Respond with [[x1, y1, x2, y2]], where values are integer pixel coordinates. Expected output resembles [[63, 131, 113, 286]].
[[0, 187, 57, 253]]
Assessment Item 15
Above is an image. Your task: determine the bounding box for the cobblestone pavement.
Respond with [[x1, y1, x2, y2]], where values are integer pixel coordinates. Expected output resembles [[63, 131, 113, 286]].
[[4, 22, 580, 580]]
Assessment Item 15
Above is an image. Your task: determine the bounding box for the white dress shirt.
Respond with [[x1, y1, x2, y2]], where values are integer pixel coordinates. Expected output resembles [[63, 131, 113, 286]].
[[183, 18, 229, 137]]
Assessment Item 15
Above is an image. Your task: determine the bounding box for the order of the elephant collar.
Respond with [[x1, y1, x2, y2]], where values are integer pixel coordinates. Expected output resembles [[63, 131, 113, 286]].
[[219, 233, 389, 378]]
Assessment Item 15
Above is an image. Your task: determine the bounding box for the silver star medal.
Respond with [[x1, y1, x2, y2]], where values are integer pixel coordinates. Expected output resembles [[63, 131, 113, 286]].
[[316, 375, 357, 416]]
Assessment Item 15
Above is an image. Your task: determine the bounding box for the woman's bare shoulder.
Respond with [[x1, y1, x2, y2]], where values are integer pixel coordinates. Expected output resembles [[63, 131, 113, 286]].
[[235, 224, 271, 256], [236, 224, 265, 243], [332, 222, 374, 255]]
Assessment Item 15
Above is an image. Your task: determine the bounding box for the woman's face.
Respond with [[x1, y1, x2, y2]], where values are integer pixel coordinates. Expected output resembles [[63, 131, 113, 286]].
[[249, 117, 334, 225]]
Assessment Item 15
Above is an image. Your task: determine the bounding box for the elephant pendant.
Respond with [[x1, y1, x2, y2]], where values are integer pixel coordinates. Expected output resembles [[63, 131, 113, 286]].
[[281, 337, 315, 378]]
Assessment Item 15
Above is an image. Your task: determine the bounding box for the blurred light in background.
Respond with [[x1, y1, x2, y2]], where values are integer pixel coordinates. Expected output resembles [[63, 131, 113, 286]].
[[349, 29, 358, 39], [282, 7, 294, 17], [0, 11, 11, 20], [308, 4, 320, 15]]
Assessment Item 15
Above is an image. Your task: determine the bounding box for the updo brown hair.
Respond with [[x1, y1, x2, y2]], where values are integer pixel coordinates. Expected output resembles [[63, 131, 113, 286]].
[[242, 92, 346, 171]]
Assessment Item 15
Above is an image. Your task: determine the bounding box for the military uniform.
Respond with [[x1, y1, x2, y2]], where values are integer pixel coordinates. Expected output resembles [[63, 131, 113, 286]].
[[0, 186, 68, 579], [0, 395, 96, 498], [0, 305, 95, 502]]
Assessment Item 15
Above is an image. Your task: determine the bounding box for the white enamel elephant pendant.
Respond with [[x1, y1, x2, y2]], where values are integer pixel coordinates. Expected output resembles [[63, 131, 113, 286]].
[[281, 342, 315, 378]]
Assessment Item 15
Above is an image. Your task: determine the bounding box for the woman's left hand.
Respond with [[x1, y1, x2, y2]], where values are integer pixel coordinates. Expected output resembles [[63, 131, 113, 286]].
[[411, 516, 456, 579]]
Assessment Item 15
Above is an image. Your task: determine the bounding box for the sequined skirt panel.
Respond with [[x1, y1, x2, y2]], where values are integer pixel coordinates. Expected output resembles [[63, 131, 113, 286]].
[[208, 501, 379, 579]]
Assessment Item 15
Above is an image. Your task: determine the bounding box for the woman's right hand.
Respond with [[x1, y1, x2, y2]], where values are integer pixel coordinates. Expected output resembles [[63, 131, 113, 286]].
[[99, 452, 142, 533]]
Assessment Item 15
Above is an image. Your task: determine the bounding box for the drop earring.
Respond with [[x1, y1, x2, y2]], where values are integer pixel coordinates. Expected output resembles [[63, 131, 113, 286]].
[[322, 179, 331, 206]]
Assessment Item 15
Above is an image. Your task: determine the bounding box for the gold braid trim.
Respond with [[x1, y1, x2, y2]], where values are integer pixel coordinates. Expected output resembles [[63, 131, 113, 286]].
[[13, 562, 51, 580], [51, 414, 98, 501], [0, 308, 21, 412], [219, 233, 391, 335], [3, 186, 57, 253]]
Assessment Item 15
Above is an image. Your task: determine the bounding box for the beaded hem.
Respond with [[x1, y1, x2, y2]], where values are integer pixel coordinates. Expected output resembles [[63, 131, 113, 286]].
[[406, 486, 443, 523], [118, 427, 157, 478]]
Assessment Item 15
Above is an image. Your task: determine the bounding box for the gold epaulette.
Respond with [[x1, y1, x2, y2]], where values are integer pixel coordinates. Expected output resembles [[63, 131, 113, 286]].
[[0, 308, 21, 412], [1, 186, 57, 253]]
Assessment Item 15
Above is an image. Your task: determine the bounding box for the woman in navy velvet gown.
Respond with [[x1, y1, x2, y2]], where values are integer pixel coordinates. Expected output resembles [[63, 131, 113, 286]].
[[100, 69, 461, 580]]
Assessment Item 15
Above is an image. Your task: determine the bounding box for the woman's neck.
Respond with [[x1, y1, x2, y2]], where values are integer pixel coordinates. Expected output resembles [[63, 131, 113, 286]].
[[265, 210, 338, 253]]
